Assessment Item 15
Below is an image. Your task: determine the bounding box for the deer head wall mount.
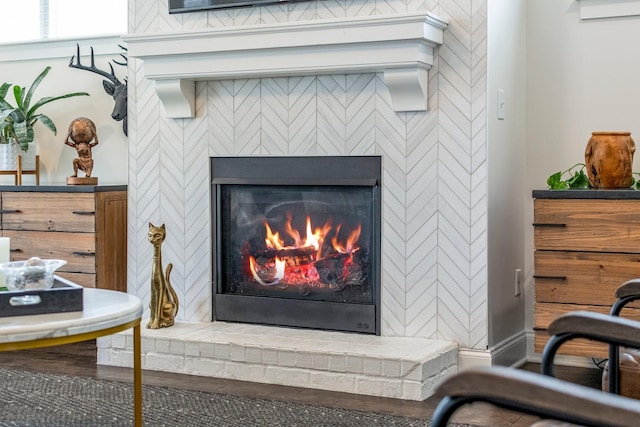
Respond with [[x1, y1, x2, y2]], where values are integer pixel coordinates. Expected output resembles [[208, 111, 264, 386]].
[[69, 44, 128, 136]]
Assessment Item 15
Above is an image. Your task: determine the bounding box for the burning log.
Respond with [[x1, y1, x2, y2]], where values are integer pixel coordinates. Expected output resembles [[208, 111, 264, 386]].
[[250, 246, 317, 265], [315, 253, 350, 289]]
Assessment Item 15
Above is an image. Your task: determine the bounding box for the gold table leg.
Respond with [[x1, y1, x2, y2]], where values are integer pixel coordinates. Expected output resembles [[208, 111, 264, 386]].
[[134, 323, 142, 427]]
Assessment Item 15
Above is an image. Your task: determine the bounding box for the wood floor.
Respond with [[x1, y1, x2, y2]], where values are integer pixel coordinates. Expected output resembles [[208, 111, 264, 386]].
[[0, 341, 603, 426]]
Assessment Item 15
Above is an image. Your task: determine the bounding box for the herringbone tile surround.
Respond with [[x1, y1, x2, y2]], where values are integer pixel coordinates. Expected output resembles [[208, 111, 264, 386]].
[[102, 0, 489, 400]]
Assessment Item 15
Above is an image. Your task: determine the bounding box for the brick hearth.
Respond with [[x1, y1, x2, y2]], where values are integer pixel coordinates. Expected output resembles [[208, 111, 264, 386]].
[[98, 322, 457, 401]]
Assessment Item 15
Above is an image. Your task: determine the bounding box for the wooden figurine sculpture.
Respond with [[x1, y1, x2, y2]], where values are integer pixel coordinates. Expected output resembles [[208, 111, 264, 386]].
[[147, 223, 179, 329], [65, 117, 99, 185]]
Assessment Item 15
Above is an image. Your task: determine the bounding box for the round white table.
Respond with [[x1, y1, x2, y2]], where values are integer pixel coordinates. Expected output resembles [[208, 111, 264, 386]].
[[0, 288, 144, 427]]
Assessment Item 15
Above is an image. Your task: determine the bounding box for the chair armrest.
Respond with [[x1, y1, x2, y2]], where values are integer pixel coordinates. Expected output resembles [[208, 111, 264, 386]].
[[431, 366, 640, 427], [541, 311, 640, 380], [548, 311, 640, 347], [615, 278, 640, 299]]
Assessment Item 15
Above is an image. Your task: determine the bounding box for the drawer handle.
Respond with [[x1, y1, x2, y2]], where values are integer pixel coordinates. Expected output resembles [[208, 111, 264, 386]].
[[72, 251, 95, 257], [532, 223, 566, 227], [72, 211, 95, 215], [533, 275, 566, 281], [10, 295, 41, 306], [10, 248, 22, 253], [0, 209, 21, 214]]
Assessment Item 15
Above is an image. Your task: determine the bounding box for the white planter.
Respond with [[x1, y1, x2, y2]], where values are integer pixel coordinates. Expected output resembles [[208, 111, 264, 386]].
[[19, 143, 37, 170], [0, 141, 36, 171]]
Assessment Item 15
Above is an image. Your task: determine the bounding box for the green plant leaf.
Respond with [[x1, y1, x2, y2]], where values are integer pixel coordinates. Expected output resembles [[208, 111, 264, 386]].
[[0, 82, 11, 101], [23, 66, 50, 112], [13, 120, 33, 150], [567, 170, 590, 188], [547, 172, 565, 189], [12, 85, 24, 110], [546, 163, 590, 190], [27, 92, 89, 119], [0, 66, 91, 145], [34, 114, 56, 135]]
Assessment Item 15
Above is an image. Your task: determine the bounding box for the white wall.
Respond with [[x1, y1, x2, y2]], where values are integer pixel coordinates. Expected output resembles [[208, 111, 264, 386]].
[[0, 38, 128, 185], [525, 0, 640, 355], [486, 0, 527, 359]]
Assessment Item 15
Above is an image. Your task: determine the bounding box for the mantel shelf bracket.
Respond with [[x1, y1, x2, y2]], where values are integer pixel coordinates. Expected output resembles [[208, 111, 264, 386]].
[[124, 12, 448, 118]]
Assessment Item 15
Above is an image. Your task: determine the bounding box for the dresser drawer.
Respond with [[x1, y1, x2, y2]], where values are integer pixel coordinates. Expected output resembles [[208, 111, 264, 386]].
[[1, 193, 95, 232], [534, 302, 640, 357], [534, 199, 640, 252], [535, 251, 640, 306], [534, 302, 640, 330], [4, 230, 96, 273]]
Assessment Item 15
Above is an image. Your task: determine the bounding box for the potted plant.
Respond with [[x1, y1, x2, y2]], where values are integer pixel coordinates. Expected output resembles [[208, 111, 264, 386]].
[[0, 67, 89, 170]]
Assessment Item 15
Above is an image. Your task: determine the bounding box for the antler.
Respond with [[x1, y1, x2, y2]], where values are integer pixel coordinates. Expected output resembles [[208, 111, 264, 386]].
[[113, 44, 128, 67], [69, 44, 121, 85]]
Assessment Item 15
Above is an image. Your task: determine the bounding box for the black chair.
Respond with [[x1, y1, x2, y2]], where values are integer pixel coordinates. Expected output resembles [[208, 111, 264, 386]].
[[433, 306, 640, 426], [431, 365, 640, 427]]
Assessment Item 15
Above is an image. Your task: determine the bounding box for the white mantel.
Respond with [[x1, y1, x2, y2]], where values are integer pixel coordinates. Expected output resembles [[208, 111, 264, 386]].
[[123, 12, 448, 118]]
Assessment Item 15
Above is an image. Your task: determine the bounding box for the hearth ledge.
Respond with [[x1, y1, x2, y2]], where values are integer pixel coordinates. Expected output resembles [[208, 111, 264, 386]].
[[123, 12, 448, 117], [97, 321, 458, 401]]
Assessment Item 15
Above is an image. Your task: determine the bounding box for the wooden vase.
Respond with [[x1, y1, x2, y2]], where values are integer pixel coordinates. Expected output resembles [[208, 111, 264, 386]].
[[585, 132, 636, 188]]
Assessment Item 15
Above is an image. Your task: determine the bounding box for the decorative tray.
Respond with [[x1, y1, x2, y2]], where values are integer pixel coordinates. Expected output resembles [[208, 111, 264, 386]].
[[0, 276, 83, 317]]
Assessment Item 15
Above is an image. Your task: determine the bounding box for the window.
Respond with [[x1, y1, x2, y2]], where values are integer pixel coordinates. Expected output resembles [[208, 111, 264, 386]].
[[0, 0, 127, 43]]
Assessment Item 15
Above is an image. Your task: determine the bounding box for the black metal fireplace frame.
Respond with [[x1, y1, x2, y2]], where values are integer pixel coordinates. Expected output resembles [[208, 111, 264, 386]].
[[210, 156, 381, 335]]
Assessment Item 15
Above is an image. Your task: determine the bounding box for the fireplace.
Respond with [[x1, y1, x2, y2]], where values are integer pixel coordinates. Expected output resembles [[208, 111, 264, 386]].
[[211, 156, 381, 334]]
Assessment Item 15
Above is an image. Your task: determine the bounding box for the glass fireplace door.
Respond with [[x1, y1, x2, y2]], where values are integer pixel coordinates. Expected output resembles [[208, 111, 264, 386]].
[[212, 156, 381, 334]]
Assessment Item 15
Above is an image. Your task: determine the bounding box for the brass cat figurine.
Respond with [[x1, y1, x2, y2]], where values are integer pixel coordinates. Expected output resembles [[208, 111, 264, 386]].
[[147, 223, 179, 329]]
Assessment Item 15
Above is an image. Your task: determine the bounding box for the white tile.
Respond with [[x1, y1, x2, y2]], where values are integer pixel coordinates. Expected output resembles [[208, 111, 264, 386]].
[[355, 377, 401, 398], [308, 371, 356, 393], [145, 353, 186, 372], [265, 366, 311, 388], [199, 342, 215, 358], [246, 347, 262, 363], [110, 333, 127, 349], [170, 340, 185, 355], [229, 344, 245, 362], [141, 337, 156, 353], [381, 359, 401, 377], [311, 353, 329, 370], [345, 356, 364, 373], [225, 362, 266, 382], [184, 357, 226, 377], [261, 348, 278, 365], [328, 354, 346, 372], [213, 343, 230, 359], [363, 357, 382, 376], [184, 341, 200, 357], [96, 348, 111, 364], [96, 336, 111, 349], [295, 351, 313, 369], [278, 350, 296, 367]]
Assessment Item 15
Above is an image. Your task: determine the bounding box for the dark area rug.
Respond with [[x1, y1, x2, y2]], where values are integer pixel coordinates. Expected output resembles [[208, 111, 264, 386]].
[[0, 367, 475, 427]]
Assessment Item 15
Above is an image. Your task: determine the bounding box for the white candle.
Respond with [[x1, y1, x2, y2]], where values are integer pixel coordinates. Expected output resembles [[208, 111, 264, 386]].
[[0, 237, 9, 264], [0, 237, 9, 288]]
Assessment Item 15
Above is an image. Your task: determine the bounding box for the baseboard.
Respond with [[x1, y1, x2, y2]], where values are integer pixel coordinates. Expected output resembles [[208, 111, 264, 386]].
[[491, 330, 528, 367], [458, 331, 528, 370]]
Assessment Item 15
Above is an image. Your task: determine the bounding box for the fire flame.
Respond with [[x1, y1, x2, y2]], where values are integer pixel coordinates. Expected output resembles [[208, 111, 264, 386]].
[[251, 214, 362, 287], [331, 224, 361, 254], [249, 255, 286, 286], [265, 215, 334, 256]]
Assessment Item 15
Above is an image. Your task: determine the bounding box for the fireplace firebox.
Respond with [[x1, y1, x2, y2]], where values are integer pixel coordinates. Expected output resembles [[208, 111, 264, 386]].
[[211, 156, 381, 334]]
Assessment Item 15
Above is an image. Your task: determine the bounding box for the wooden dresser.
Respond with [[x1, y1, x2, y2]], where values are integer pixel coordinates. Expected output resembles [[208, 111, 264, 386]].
[[533, 190, 640, 357], [0, 185, 127, 292]]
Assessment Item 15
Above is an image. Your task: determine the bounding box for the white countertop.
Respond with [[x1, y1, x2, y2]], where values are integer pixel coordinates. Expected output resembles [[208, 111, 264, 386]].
[[0, 288, 143, 343]]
